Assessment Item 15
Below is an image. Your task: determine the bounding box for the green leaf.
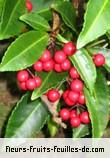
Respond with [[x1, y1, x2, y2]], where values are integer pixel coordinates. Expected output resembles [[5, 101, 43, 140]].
[[72, 124, 90, 138], [0, 31, 49, 71], [77, 0, 110, 49], [0, 0, 26, 40], [70, 49, 96, 93], [5, 93, 49, 138], [31, 0, 64, 12], [52, 1, 76, 32], [20, 12, 50, 31], [48, 119, 58, 137], [0, 0, 4, 21], [84, 71, 109, 137], [31, 71, 68, 100], [89, 47, 110, 72], [106, 30, 110, 40]]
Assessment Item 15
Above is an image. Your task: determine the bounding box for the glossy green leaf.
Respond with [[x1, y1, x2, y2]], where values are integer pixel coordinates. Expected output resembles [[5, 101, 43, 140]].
[[0, 0, 26, 40], [89, 47, 110, 72], [0, 31, 49, 71], [84, 71, 109, 137], [77, 0, 110, 49], [0, 0, 4, 21], [52, 1, 76, 32], [31, 71, 68, 100], [20, 12, 50, 31], [31, 0, 64, 12], [72, 124, 90, 138], [5, 93, 49, 138], [70, 49, 96, 93], [106, 30, 110, 40]]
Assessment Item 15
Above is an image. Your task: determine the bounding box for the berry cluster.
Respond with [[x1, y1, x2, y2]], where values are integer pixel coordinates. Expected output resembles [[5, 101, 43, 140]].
[[17, 42, 76, 91], [60, 109, 90, 127], [17, 70, 42, 91], [59, 66, 89, 128], [17, 39, 106, 128]]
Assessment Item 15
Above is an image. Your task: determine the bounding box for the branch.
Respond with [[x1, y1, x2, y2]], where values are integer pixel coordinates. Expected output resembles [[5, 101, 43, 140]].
[[41, 94, 67, 129]]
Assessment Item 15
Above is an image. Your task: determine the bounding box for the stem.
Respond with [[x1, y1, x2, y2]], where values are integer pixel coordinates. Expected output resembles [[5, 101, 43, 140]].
[[41, 93, 67, 129], [27, 69, 35, 78], [56, 34, 69, 43], [87, 39, 106, 48]]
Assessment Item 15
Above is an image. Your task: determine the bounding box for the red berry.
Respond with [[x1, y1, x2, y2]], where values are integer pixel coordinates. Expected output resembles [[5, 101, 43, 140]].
[[70, 110, 77, 119], [63, 42, 76, 56], [65, 97, 75, 106], [70, 79, 83, 92], [17, 70, 29, 82], [48, 89, 60, 102], [43, 59, 54, 72], [54, 63, 62, 72], [54, 50, 66, 64], [70, 116, 81, 127], [40, 49, 51, 62], [26, 0, 33, 12], [33, 60, 43, 72], [60, 108, 70, 121], [61, 59, 71, 71], [34, 76, 42, 88], [78, 92, 85, 105], [80, 112, 90, 124], [68, 91, 79, 103], [93, 53, 105, 67], [69, 67, 80, 79], [63, 90, 69, 100], [26, 78, 37, 90], [19, 82, 27, 91]]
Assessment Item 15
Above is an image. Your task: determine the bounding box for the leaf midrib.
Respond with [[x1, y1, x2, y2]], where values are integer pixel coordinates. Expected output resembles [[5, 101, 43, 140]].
[[0, 0, 21, 35], [22, 16, 49, 30], [0, 33, 47, 68], [7, 103, 44, 137]]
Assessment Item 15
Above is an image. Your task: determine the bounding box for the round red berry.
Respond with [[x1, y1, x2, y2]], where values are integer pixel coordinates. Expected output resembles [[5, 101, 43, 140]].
[[26, 0, 33, 12], [93, 53, 105, 67], [19, 82, 27, 91], [60, 108, 70, 121], [54, 63, 62, 72], [70, 79, 83, 92], [70, 110, 77, 119], [69, 67, 80, 79], [40, 49, 51, 62], [65, 97, 75, 106], [80, 112, 90, 124], [70, 116, 81, 127], [33, 60, 43, 72], [43, 59, 54, 72], [34, 76, 42, 88], [54, 50, 66, 64], [26, 78, 37, 90], [78, 92, 85, 105], [63, 42, 76, 56], [61, 59, 71, 71], [17, 70, 29, 82], [63, 90, 69, 100], [68, 91, 79, 103], [48, 89, 60, 102]]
